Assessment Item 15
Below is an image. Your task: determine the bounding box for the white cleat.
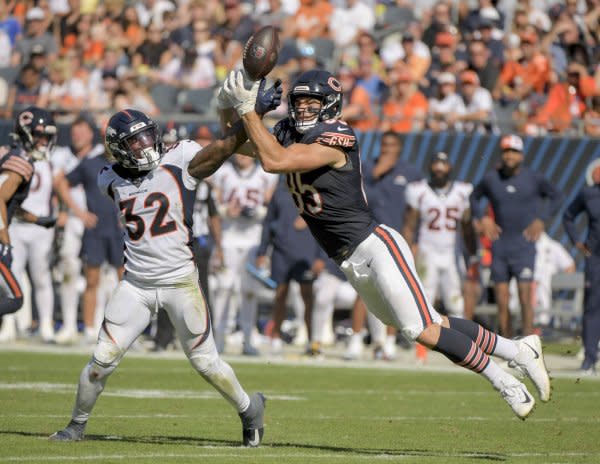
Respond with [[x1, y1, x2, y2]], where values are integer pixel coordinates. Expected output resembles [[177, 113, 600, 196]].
[[509, 335, 551, 402], [54, 328, 79, 345], [498, 377, 535, 420], [270, 337, 283, 356], [39, 324, 55, 344], [343, 333, 364, 361]]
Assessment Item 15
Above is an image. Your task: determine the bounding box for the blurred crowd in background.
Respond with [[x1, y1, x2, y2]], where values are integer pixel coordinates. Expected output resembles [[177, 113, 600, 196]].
[[1, 0, 600, 137]]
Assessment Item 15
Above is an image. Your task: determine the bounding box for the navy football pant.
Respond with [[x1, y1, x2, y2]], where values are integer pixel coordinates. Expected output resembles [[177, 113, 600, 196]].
[[583, 256, 600, 365]]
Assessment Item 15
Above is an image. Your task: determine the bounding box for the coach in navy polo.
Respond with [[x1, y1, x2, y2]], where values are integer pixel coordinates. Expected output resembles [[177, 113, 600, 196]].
[[56, 117, 124, 342], [563, 165, 600, 375], [470, 135, 562, 337]]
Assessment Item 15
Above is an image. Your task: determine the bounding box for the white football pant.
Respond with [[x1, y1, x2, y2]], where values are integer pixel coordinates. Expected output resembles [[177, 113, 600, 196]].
[[70, 272, 250, 424]]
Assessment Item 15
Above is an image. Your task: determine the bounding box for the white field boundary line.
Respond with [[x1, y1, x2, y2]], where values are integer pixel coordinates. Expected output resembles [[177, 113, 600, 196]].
[[2, 413, 600, 423], [0, 451, 598, 462], [0, 344, 591, 380]]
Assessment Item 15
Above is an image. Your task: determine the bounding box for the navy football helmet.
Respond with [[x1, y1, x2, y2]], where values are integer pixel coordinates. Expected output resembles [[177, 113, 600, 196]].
[[105, 109, 164, 172], [288, 69, 343, 133], [14, 106, 57, 160]]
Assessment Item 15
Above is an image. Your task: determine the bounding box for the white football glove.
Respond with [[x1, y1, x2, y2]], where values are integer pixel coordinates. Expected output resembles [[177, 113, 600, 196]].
[[223, 70, 260, 116], [216, 85, 233, 110]]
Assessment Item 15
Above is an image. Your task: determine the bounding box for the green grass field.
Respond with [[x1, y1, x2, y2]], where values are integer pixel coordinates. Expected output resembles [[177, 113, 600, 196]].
[[1, 350, 599, 463]]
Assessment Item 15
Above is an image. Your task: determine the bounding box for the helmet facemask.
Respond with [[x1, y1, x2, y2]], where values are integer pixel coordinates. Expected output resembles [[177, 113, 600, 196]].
[[288, 93, 342, 134], [28, 127, 57, 161], [16, 110, 57, 160], [289, 94, 322, 133], [108, 125, 163, 172]]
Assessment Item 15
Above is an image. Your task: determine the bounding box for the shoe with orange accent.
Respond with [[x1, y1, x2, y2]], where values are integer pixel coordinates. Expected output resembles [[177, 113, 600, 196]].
[[509, 335, 551, 402], [49, 420, 86, 441], [415, 343, 428, 364]]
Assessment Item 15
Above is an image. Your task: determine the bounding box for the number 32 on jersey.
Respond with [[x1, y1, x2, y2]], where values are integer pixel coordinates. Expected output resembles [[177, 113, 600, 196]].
[[119, 192, 176, 241], [286, 173, 322, 215]]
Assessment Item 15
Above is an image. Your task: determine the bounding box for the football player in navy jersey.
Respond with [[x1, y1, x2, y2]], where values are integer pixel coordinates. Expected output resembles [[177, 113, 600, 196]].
[[0, 107, 57, 318], [223, 68, 552, 419]]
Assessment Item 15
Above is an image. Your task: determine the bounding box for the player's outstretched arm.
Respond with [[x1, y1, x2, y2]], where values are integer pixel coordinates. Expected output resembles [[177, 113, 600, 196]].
[[241, 111, 345, 173], [187, 117, 249, 180], [222, 70, 345, 173]]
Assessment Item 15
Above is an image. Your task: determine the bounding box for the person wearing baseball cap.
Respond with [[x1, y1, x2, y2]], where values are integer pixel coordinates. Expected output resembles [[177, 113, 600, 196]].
[[11, 6, 58, 66], [469, 134, 562, 338], [457, 70, 495, 134]]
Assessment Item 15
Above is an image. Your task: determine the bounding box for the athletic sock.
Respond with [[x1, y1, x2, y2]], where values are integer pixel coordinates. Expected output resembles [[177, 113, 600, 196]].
[[448, 317, 519, 360], [432, 326, 507, 388]]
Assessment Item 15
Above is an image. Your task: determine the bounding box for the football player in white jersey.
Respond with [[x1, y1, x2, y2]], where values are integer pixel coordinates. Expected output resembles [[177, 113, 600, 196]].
[[403, 152, 477, 319], [210, 154, 277, 354], [2, 159, 56, 342], [49, 86, 281, 446]]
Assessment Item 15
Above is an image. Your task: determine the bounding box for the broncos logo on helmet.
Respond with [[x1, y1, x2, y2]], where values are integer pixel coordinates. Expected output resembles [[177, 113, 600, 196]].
[[105, 109, 164, 172], [288, 70, 343, 133], [14, 106, 57, 161]]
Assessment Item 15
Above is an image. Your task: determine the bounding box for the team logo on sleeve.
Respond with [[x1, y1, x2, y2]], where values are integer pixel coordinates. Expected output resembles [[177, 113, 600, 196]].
[[316, 132, 356, 148]]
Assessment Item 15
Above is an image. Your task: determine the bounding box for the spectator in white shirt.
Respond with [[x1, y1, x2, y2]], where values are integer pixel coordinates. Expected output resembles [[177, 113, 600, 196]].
[[453, 70, 497, 133], [329, 0, 375, 48], [428, 72, 465, 132]]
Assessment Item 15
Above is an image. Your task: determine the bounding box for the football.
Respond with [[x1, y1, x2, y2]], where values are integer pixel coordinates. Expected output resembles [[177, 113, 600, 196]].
[[242, 26, 280, 81]]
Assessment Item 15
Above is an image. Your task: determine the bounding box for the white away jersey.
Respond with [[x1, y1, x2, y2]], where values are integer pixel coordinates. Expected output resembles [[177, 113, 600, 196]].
[[18, 159, 53, 218], [98, 140, 201, 284], [211, 162, 277, 248], [406, 180, 473, 252]]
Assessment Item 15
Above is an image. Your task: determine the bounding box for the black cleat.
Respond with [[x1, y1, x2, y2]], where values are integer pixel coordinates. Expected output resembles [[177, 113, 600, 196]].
[[49, 420, 86, 441], [239, 392, 266, 447]]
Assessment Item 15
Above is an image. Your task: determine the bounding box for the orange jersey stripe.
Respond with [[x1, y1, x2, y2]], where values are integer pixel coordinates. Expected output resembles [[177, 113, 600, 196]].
[[375, 227, 433, 327], [0, 262, 22, 298]]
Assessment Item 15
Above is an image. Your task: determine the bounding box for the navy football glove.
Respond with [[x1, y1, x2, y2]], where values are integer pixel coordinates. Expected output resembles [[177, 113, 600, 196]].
[[0, 242, 12, 268], [34, 216, 57, 228], [255, 78, 283, 115]]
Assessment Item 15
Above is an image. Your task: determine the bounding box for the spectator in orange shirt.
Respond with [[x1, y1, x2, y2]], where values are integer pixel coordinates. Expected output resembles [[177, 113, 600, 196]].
[[493, 30, 550, 103], [380, 68, 428, 133], [339, 67, 378, 132], [528, 63, 599, 133], [292, 0, 333, 41]]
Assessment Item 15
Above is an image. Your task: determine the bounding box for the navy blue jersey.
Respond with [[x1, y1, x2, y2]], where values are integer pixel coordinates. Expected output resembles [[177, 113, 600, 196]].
[[362, 158, 423, 232], [0, 145, 34, 226], [564, 184, 600, 256], [66, 152, 121, 238], [257, 177, 320, 261], [470, 167, 562, 244], [273, 118, 378, 260]]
